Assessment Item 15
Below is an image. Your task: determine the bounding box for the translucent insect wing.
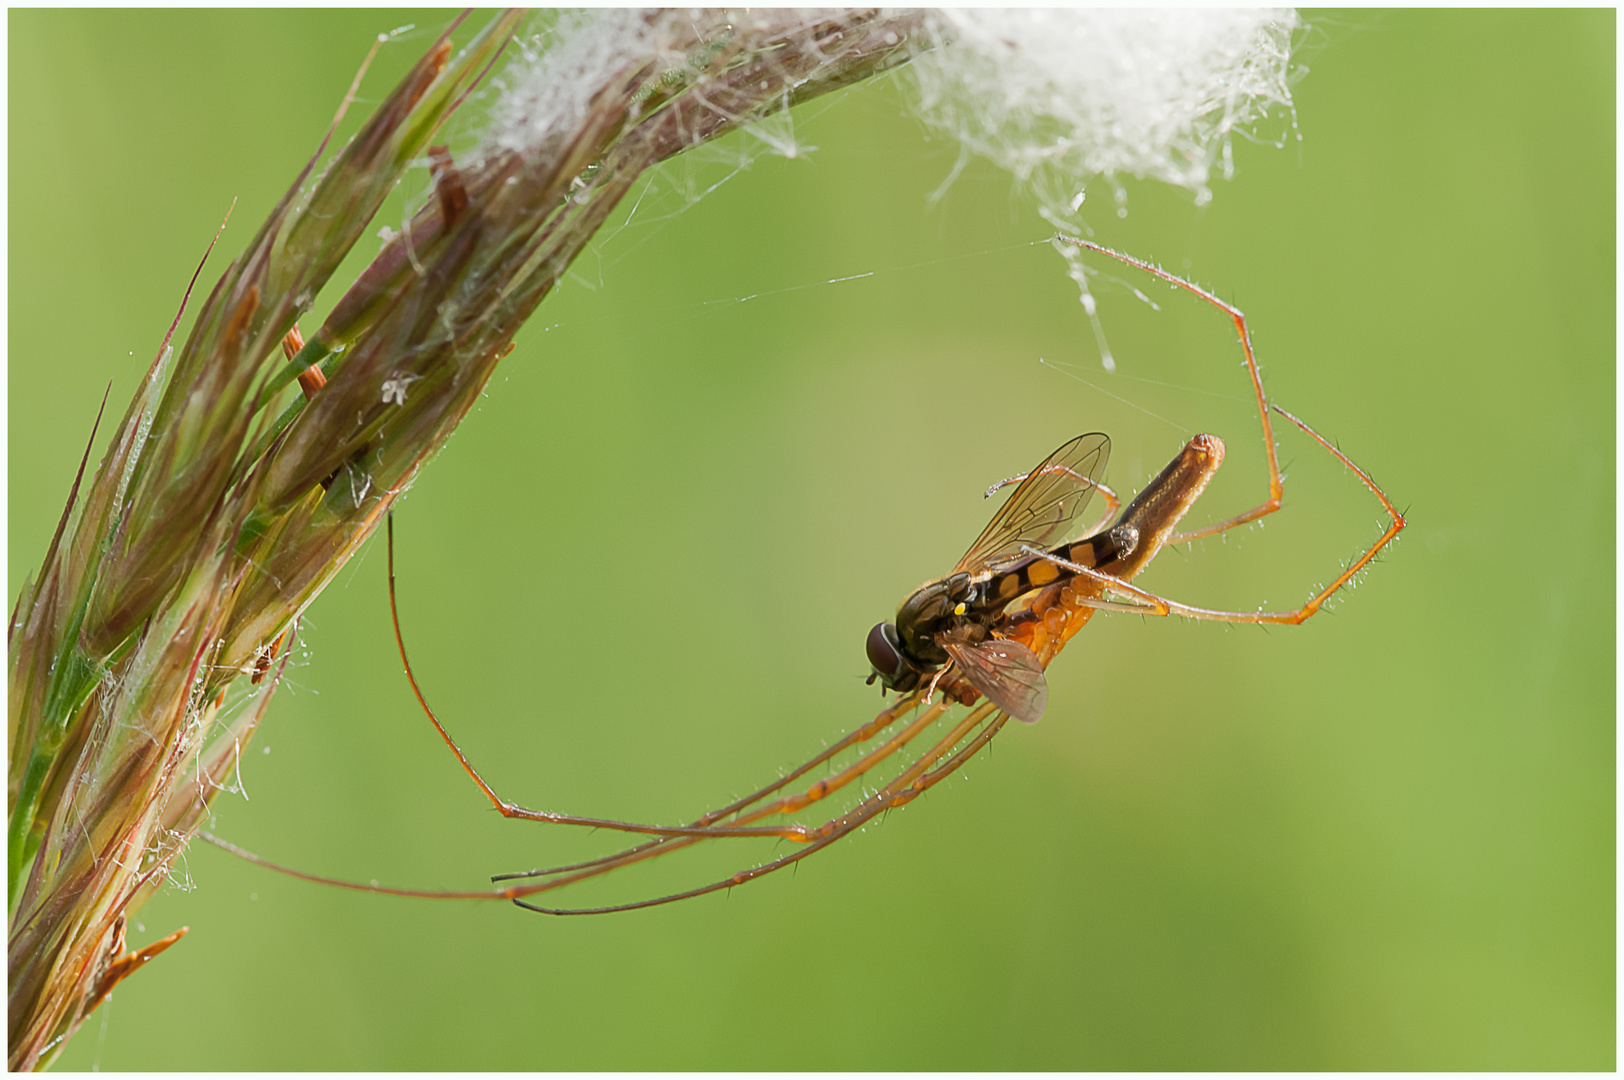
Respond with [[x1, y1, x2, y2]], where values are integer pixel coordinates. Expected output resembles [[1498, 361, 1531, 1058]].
[[945, 639, 1049, 724], [953, 433, 1110, 575]]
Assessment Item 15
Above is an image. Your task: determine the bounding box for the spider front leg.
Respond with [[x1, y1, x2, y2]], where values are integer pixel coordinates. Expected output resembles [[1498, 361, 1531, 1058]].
[[1153, 404, 1403, 626], [1057, 238, 1284, 546], [1025, 407, 1404, 627]]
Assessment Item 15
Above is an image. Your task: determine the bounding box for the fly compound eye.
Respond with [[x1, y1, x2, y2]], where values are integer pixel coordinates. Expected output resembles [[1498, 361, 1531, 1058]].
[[867, 622, 927, 694], [866, 622, 905, 685]]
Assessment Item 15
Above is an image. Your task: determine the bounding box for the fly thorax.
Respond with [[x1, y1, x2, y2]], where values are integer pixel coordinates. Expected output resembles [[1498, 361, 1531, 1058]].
[[897, 573, 981, 663], [895, 580, 954, 660], [960, 578, 988, 607]]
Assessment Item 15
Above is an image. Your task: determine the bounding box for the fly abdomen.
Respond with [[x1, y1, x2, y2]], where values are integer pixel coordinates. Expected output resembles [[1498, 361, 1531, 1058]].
[[978, 528, 1133, 615]]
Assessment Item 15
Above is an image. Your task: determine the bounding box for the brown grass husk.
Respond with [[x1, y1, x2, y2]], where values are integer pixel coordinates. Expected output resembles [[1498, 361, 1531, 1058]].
[[6, 9, 928, 1068]]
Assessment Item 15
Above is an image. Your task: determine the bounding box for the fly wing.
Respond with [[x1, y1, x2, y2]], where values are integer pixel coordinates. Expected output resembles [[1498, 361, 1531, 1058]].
[[944, 639, 1049, 724], [953, 433, 1110, 575]]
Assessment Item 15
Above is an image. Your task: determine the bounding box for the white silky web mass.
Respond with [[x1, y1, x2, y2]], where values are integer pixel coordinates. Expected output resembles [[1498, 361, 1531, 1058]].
[[484, 10, 1300, 220], [909, 9, 1301, 371], [485, 9, 660, 156], [912, 9, 1301, 221], [475, 9, 1302, 372]]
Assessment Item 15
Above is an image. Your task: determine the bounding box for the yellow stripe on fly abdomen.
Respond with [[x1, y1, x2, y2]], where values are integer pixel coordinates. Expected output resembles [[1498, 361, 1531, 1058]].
[[1027, 559, 1060, 586]]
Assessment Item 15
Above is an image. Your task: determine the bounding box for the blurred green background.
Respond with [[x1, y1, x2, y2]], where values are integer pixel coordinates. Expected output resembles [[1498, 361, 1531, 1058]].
[[9, 8, 1612, 1070]]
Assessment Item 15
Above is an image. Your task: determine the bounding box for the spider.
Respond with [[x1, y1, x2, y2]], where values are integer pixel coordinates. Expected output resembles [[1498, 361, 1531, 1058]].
[[205, 240, 1405, 914]]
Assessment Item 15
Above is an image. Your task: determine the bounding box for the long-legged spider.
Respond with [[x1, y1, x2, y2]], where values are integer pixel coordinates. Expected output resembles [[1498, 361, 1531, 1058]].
[[206, 240, 1405, 913]]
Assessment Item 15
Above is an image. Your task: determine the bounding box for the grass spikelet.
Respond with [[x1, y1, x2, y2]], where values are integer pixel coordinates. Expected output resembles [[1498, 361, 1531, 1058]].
[[7, 9, 925, 1068]]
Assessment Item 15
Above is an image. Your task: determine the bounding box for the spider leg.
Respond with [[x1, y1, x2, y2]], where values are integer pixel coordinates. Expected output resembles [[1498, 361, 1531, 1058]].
[[496, 692, 963, 884], [720, 696, 960, 821], [1020, 545, 1171, 615], [1059, 239, 1282, 546], [492, 692, 928, 881], [197, 690, 943, 901], [388, 513, 938, 843], [1052, 240, 1404, 623], [1024, 402, 1403, 626], [198, 702, 995, 908], [1078, 482, 1121, 539], [513, 705, 1009, 914], [715, 691, 923, 817]]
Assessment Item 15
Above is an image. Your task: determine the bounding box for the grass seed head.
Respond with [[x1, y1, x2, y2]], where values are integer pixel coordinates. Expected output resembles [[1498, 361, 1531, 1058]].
[[6, 10, 929, 1069]]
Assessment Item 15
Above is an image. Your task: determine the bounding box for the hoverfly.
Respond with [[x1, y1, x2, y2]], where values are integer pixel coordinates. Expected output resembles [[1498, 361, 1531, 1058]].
[[865, 426, 1230, 726], [863, 432, 1114, 724]]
